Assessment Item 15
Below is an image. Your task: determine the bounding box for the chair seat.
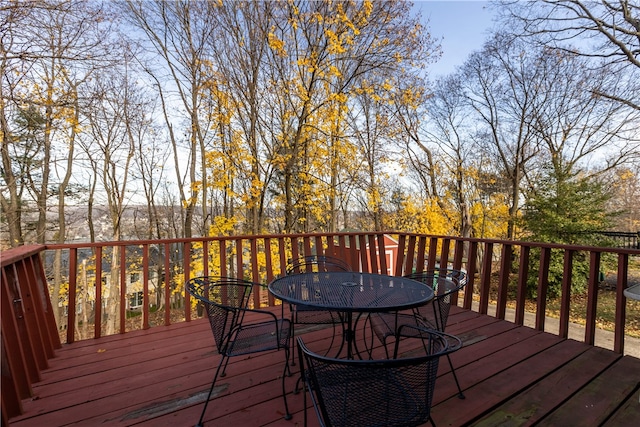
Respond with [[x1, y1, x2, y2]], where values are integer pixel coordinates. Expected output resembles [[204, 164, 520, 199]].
[[294, 304, 341, 324], [369, 311, 430, 341], [228, 319, 291, 356]]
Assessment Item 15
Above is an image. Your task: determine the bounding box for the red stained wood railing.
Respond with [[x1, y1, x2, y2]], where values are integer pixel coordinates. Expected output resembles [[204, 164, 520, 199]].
[[2, 232, 639, 420], [1, 245, 61, 423]]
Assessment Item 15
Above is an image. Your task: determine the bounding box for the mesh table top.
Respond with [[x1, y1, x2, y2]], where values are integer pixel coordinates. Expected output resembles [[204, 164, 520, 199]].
[[268, 272, 434, 313]]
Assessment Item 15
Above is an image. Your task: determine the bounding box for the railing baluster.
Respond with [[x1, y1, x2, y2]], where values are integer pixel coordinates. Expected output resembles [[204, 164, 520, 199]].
[[479, 242, 493, 315], [367, 234, 379, 274], [515, 245, 530, 325], [16, 257, 48, 369], [377, 233, 388, 275], [496, 244, 512, 320], [164, 243, 171, 326], [358, 234, 369, 273], [67, 247, 77, 344], [202, 241, 209, 277], [303, 235, 312, 257], [119, 246, 127, 334], [405, 235, 417, 275], [440, 237, 451, 272], [415, 235, 427, 273], [314, 235, 324, 257], [559, 249, 574, 338], [463, 241, 478, 310], [536, 247, 551, 331], [290, 236, 299, 263], [184, 242, 191, 322], [395, 234, 407, 276], [234, 238, 243, 281], [250, 237, 261, 307], [219, 239, 227, 277], [614, 253, 629, 354], [276, 237, 286, 276], [585, 251, 601, 345], [142, 244, 150, 330], [95, 246, 103, 338], [426, 237, 438, 271]]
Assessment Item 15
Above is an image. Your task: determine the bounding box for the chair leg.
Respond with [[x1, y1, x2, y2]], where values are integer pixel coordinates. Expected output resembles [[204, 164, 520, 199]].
[[324, 321, 337, 356], [281, 348, 292, 420], [197, 356, 226, 427], [290, 316, 296, 366], [219, 354, 232, 378], [360, 314, 372, 358], [446, 353, 465, 399], [302, 375, 308, 427]]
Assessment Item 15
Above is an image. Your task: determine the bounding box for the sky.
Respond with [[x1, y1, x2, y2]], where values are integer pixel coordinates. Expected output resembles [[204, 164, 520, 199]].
[[413, 1, 496, 77]]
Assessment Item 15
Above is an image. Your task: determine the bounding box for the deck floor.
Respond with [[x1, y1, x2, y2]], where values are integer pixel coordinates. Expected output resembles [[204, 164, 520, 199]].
[[8, 306, 640, 426]]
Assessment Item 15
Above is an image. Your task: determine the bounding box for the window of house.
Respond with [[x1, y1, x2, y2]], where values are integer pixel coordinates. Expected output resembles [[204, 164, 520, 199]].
[[129, 292, 143, 309]]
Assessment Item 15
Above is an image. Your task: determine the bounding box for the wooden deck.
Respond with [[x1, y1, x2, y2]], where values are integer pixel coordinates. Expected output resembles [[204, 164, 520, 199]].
[[7, 306, 640, 427]]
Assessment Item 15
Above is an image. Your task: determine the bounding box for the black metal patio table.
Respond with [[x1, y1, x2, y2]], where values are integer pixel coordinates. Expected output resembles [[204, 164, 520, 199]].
[[268, 271, 434, 359], [624, 283, 640, 301]]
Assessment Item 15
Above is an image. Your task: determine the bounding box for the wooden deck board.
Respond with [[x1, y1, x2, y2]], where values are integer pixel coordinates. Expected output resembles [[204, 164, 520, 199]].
[[472, 345, 618, 426], [7, 306, 640, 427], [542, 354, 640, 426]]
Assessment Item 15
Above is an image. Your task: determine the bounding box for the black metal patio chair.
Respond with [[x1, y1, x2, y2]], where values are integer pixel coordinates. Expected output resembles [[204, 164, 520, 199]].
[[285, 255, 352, 358], [187, 276, 292, 426], [296, 330, 461, 427], [366, 268, 467, 399]]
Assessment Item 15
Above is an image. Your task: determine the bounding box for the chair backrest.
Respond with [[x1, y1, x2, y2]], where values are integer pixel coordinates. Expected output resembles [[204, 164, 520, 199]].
[[297, 332, 450, 427], [285, 255, 351, 275], [187, 276, 254, 354], [404, 269, 467, 331]]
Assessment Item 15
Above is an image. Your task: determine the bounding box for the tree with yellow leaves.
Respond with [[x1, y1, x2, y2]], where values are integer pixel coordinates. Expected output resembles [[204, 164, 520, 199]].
[[262, 0, 437, 233]]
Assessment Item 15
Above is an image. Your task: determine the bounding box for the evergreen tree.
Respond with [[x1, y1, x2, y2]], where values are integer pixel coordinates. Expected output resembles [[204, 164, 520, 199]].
[[522, 164, 614, 245], [521, 164, 616, 298]]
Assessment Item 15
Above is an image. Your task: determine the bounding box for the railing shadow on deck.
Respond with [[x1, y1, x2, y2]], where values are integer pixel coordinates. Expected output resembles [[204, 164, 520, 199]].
[[2, 231, 639, 422]]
